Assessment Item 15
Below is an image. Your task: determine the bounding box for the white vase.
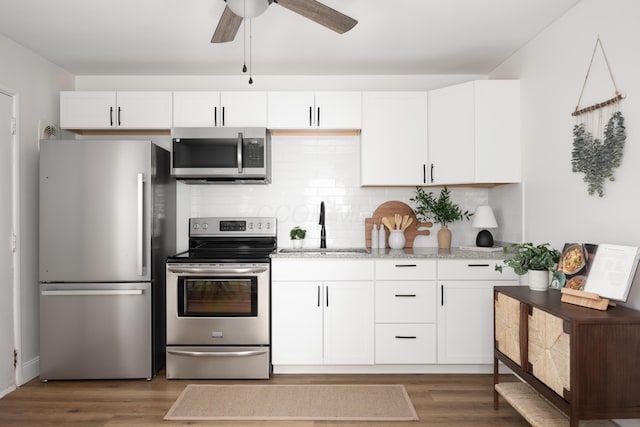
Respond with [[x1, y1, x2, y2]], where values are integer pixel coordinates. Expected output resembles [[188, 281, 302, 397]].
[[292, 239, 303, 249], [388, 230, 406, 249], [528, 270, 550, 291]]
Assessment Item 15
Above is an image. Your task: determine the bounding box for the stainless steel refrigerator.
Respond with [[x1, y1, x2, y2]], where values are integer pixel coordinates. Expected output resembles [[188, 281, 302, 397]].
[[39, 139, 175, 380]]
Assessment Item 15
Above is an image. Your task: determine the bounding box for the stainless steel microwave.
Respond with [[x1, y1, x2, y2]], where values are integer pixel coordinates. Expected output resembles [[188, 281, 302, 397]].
[[171, 127, 271, 184]]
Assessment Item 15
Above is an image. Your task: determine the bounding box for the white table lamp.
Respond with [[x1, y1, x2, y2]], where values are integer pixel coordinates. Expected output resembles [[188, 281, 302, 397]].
[[472, 206, 498, 247]]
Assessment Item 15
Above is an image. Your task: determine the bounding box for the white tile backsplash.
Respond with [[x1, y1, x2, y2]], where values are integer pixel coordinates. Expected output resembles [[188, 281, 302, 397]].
[[177, 135, 489, 250]]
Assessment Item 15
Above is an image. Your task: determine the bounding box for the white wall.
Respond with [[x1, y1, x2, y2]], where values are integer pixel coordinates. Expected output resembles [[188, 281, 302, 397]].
[[490, 0, 640, 314], [0, 34, 74, 383]]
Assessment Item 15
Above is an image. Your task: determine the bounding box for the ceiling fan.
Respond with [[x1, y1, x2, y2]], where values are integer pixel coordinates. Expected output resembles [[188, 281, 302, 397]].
[[211, 0, 358, 43]]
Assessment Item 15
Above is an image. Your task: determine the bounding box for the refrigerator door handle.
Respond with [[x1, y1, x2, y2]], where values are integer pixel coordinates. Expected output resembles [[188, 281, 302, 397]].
[[41, 289, 144, 296], [137, 173, 145, 276]]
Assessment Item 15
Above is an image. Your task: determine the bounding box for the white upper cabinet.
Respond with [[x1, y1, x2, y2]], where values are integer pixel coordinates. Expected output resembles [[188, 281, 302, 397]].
[[173, 91, 267, 127], [427, 82, 475, 185], [267, 91, 361, 129], [360, 91, 429, 186], [428, 80, 521, 185], [60, 91, 172, 130]]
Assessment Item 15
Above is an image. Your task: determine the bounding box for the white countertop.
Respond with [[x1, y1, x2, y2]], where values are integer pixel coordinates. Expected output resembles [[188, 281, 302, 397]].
[[271, 246, 511, 260]]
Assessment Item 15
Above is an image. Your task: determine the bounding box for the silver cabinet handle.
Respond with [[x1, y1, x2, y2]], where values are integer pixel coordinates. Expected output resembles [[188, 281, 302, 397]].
[[395, 294, 417, 297], [214, 106, 218, 126], [395, 336, 417, 339], [137, 173, 144, 276], [167, 266, 268, 274], [167, 349, 268, 358], [42, 290, 143, 296], [395, 264, 417, 268]]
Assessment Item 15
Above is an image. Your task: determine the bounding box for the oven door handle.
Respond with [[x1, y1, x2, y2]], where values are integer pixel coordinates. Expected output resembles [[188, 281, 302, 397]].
[[167, 266, 269, 275], [167, 349, 268, 358]]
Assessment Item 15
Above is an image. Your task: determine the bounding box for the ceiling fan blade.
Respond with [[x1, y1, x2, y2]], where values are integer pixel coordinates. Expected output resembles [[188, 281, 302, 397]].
[[275, 0, 357, 34], [211, 5, 243, 43]]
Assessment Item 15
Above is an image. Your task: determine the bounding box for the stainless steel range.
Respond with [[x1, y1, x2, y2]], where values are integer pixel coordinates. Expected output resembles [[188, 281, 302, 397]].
[[165, 217, 276, 379]]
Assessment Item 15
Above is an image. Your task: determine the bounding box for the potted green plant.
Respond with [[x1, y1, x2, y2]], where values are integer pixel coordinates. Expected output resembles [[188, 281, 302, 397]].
[[289, 226, 306, 249], [409, 186, 472, 249], [495, 242, 561, 291]]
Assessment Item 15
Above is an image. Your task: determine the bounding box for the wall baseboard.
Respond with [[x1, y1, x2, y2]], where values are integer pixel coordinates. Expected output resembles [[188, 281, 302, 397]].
[[19, 356, 39, 385]]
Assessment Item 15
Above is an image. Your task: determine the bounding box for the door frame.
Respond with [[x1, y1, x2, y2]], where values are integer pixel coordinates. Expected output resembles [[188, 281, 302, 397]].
[[0, 87, 21, 391]]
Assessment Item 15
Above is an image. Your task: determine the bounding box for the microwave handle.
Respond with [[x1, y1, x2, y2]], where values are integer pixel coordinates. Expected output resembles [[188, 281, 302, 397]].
[[237, 132, 243, 173]]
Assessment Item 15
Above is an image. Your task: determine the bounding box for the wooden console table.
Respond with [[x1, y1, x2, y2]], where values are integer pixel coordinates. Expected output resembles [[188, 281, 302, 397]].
[[493, 286, 640, 427]]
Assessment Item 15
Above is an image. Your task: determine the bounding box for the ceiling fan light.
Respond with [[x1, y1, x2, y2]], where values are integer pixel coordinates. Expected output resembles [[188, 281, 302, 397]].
[[226, 0, 270, 19]]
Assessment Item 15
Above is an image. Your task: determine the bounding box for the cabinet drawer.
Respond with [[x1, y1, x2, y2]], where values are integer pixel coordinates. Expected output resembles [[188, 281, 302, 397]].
[[272, 259, 374, 281], [375, 259, 436, 280], [375, 281, 436, 323], [375, 324, 436, 364], [438, 259, 517, 280]]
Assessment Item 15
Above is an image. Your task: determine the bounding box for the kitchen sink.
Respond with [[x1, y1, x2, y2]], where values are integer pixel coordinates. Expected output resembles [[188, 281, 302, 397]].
[[279, 247, 369, 255]]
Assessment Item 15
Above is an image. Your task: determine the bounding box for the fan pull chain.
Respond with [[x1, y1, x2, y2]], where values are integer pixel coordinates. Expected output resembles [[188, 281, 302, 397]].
[[242, 17, 247, 73], [248, 18, 253, 84]]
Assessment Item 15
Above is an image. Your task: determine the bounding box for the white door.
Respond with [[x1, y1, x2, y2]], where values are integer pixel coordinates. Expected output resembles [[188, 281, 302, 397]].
[[323, 281, 374, 365], [0, 92, 15, 394], [271, 281, 323, 365]]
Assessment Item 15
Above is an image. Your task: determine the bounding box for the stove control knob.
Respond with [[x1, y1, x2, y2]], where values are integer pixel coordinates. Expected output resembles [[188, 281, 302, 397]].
[[202, 223, 208, 230], [193, 223, 200, 229]]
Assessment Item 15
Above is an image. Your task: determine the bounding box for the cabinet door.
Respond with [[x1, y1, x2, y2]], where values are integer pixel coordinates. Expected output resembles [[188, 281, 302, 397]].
[[314, 92, 361, 129], [220, 91, 267, 127], [115, 91, 172, 129], [267, 92, 315, 128], [527, 307, 570, 396], [428, 82, 475, 185], [361, 91, 428, 186], [271, 281, 323, 365], [474, 80, 520, 183], [324, 281, 374, 365], [60, 91, 116, 129], [173, 91, 220, 127], [494, 291, 523, 366], [438, 281, 515, 364]]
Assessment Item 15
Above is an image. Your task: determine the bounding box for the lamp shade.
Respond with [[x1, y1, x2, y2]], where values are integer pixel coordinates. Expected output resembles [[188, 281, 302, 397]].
[[472, 205, 498, 229]]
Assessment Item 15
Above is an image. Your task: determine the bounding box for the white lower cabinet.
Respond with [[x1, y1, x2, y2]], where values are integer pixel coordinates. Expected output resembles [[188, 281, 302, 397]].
[[374, 259, 437, 364], [272, 256, 518, 372], [271, 259, 374, 366], [437, 259, 518, 364]]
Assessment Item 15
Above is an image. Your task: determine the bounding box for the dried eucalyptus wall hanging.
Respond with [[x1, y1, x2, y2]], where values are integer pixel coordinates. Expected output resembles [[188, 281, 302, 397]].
[[571, 36, 627, 197]]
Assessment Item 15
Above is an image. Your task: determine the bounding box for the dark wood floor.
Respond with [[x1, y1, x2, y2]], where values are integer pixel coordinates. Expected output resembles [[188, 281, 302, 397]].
[[0, 371, 528, 426]]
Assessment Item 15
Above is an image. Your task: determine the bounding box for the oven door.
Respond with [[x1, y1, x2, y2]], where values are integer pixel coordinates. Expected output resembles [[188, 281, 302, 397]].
[[166, 263, 270, 346]]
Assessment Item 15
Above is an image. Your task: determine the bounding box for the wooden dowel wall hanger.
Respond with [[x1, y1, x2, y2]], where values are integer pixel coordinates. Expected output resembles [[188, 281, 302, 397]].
[[572, 35, 626, 117]]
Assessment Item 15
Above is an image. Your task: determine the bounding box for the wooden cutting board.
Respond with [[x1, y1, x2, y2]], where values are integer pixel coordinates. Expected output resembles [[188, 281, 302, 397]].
[[365, 201, 432, 248]]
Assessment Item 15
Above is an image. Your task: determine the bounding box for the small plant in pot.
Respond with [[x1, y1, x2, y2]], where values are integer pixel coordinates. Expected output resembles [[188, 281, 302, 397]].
[[495, 242, 561, 291], [289, 226, 306, 249], [409, 186, 473, 250]]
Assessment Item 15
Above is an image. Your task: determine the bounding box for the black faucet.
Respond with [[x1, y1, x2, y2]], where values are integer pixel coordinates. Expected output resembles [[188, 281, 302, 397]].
[[319, 201, 326, 248]]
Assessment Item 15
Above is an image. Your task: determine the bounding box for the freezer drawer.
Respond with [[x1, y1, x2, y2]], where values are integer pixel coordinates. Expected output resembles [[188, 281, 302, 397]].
[[40, 282, 152, 380], [166, 346, 270, 379]]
